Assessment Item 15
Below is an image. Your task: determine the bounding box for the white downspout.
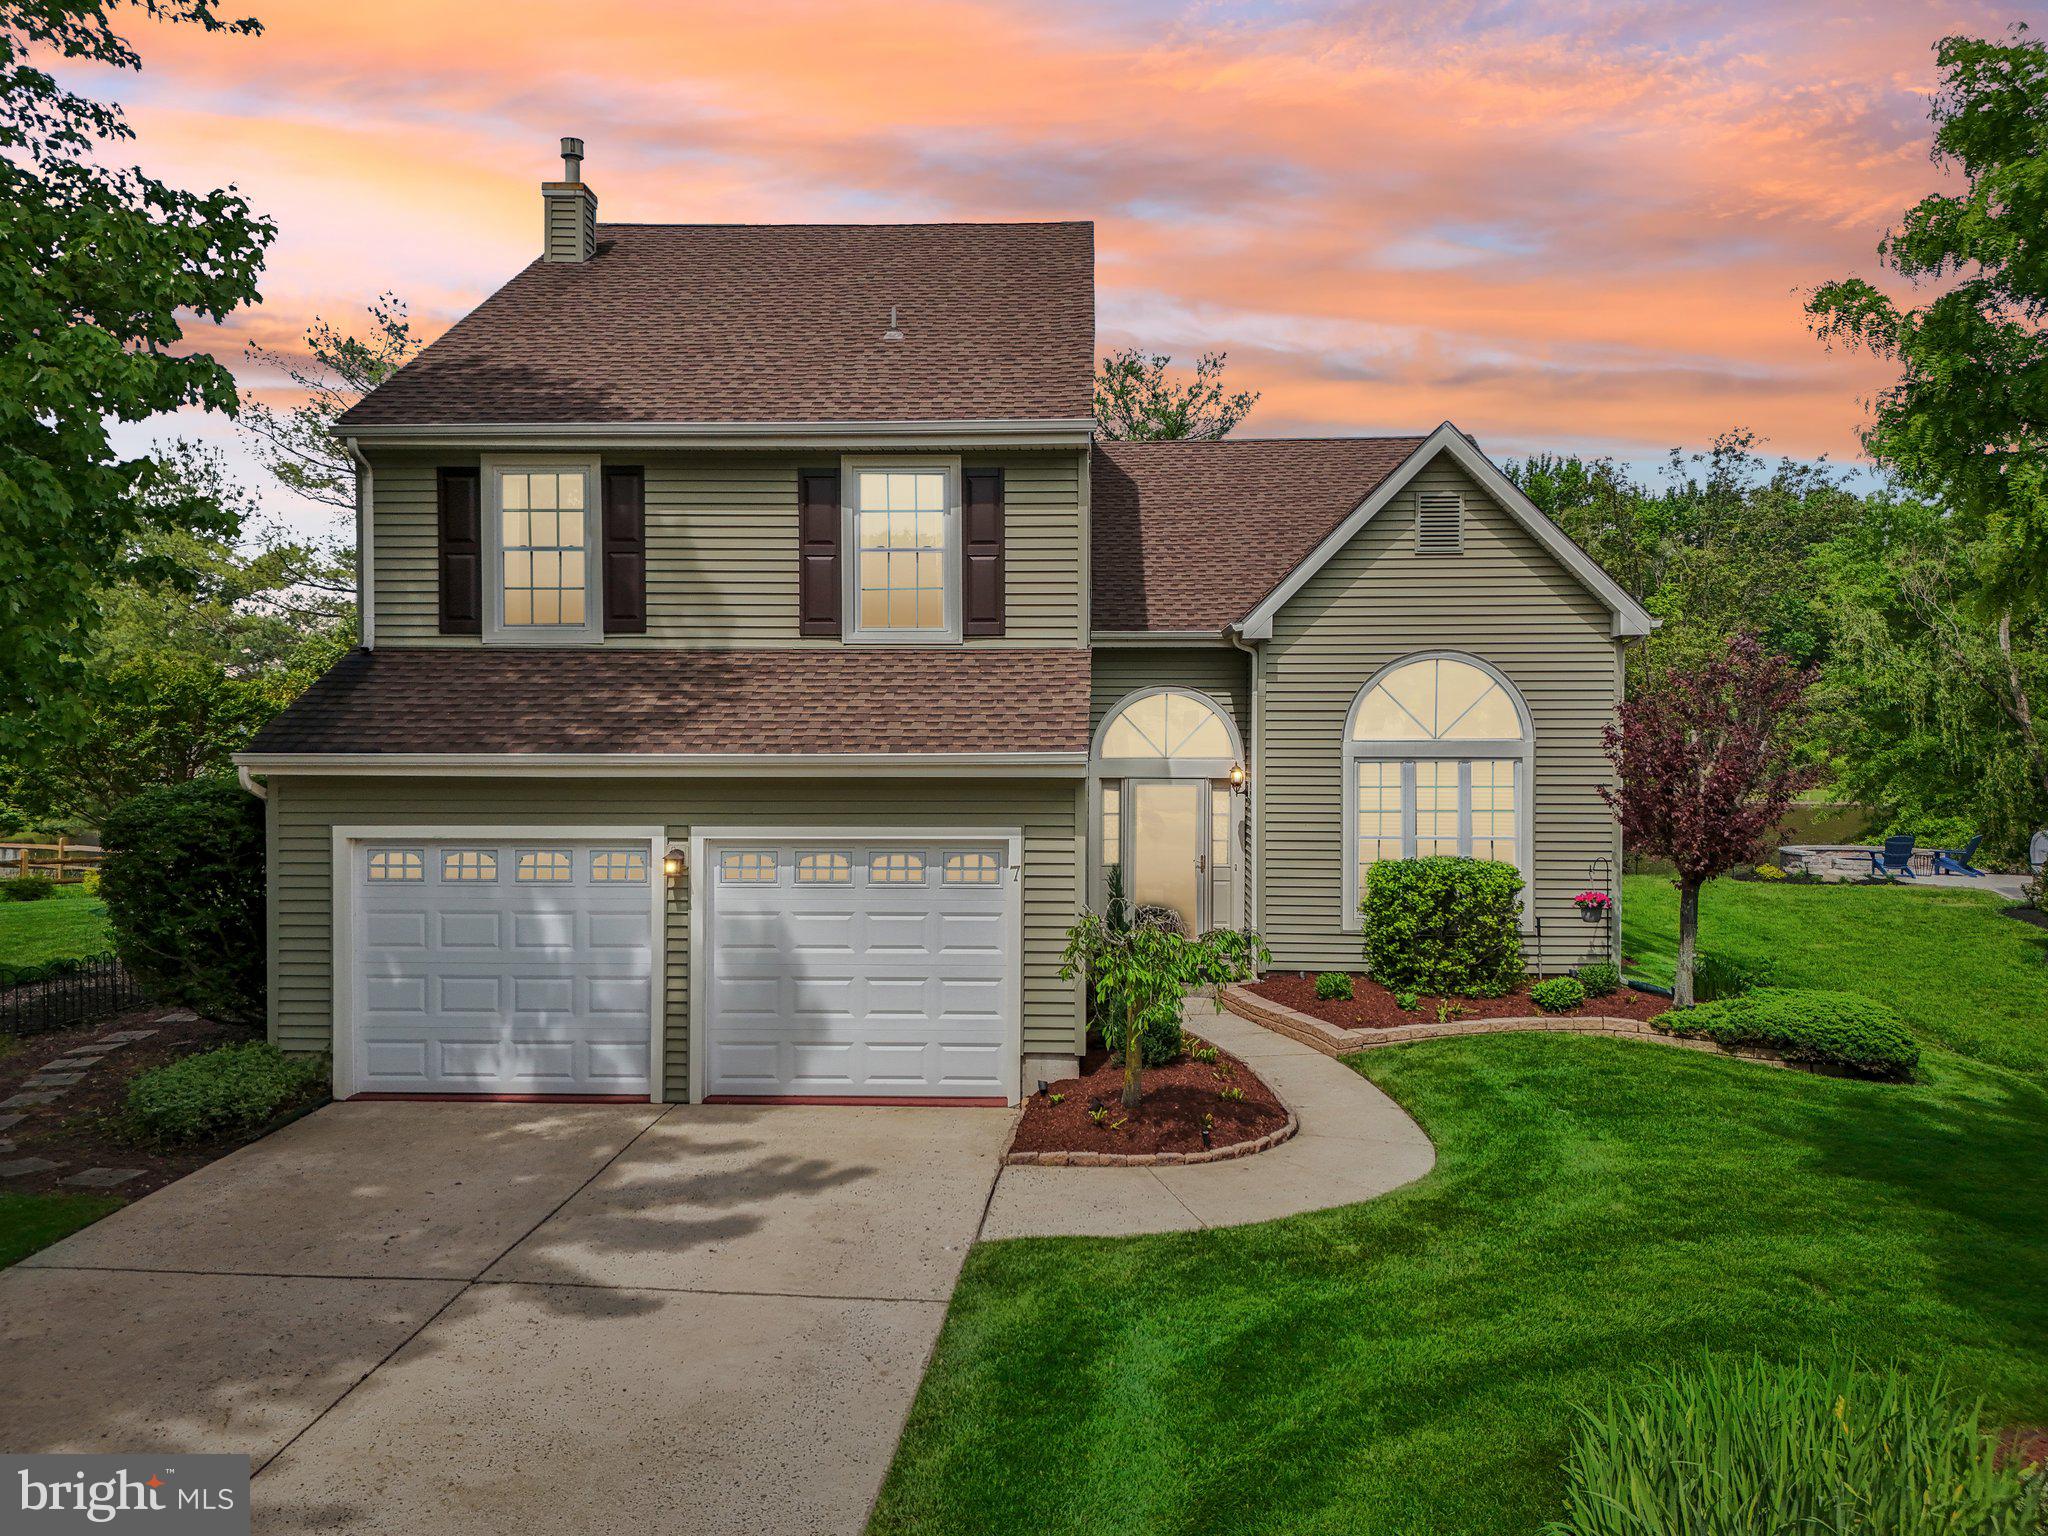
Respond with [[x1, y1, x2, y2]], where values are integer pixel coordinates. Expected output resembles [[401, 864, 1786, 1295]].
[[237, 764, 268, 801], [345, 435, 374, 650], [1227, 625, 1261, 938]]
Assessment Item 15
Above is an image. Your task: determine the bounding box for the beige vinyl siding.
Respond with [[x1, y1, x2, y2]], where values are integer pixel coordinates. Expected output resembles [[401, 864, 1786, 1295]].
[[267, 775, 1085, 1101], [1257, 456, 1623, 974], [1088, 647, 1249, 742], [369, 448, 1084, 647]]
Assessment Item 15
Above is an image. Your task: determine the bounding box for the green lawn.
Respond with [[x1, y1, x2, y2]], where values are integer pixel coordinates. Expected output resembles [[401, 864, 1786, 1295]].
[[0, 1192, 123, 1269], [0, 885, 112, 969], [1621, 874, 2048, 1076], [872, 885, 2048, 1536]]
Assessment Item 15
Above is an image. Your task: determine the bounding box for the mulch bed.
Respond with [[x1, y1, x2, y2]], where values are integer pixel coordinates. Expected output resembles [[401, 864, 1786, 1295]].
[[1999, 904, 2048, 932], [1008, 1035, 1288, 1158], [1247, 971, 1671, 1031], [0, 1011, 273, 1198]]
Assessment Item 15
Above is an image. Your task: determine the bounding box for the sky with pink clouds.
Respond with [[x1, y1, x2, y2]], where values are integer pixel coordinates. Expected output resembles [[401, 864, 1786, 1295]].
[[71, 0, 2024, 536]]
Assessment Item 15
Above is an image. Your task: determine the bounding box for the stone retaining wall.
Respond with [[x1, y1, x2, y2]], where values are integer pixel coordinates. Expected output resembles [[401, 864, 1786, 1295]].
[[1221, 985, 1832, 1073]]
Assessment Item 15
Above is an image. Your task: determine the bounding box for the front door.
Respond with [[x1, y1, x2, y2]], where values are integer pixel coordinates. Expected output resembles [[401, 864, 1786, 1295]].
[[1128, 780, 1205, 936]]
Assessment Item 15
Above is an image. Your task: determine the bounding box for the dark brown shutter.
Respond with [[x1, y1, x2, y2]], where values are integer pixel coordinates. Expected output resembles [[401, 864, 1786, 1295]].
[[602, 465, 646, 634], [962, 467, 1005, 637], [798, 469, 841, 636], [436, 467, 482, 635]]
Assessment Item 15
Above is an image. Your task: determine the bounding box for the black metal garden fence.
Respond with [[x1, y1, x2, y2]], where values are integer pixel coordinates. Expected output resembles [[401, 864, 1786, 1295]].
[[0, 954, 151, 1036]]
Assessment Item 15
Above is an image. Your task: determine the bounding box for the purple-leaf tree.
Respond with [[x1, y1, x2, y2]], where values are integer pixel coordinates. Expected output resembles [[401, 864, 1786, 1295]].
[[1601, 635, 1819, 1007]]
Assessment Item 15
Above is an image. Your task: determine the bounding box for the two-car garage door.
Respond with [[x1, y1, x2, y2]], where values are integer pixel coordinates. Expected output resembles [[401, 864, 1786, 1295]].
[[346, 834, 1018, 1103]]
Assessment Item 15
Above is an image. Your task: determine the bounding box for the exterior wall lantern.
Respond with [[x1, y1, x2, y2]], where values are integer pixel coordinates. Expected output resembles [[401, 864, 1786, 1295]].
[[662, 845, 686, 891], [1228, 763, 1247, 791]]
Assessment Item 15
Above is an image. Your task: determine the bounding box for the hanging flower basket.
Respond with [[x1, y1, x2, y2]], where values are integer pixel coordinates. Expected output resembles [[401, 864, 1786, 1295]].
[[1573, 890, 1613, 922]]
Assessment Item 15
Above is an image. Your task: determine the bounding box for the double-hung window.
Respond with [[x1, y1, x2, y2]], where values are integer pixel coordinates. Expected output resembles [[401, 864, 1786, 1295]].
[[1342, 654, 1532, 926], [485, 460, 601, 644], [845, 461, 957, 641]]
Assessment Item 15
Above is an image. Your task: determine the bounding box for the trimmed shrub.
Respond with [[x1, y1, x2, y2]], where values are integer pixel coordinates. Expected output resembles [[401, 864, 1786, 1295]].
[[1549, 1355, 2045, 1536], [100, 775, 265, 1027], [124, 1042, 327, 1147], [1693, 950, 1777, 1002], [1314, 971, 1354, 1002], [1362, 857, 1524, 997], [1657, 988, 1919, 1080], [0, 875, 56, 901], [1530, 976, 1586, 1013], [1572, 962, 1621, 998]]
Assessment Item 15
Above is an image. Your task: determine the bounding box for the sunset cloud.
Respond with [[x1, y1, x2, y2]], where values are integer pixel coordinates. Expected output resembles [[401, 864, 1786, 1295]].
[[74, 0, 2011, 527]]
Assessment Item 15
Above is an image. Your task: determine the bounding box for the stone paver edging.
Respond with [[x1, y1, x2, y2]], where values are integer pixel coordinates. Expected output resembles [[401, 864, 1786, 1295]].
[[1002, 1107, 1298, 1167], [978, 1001, 1437, 1239], [1220, 984, 1833, 1073]]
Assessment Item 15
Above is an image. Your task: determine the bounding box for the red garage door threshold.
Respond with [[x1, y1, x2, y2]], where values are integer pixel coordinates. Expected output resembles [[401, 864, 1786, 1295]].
[[704, 1094, 1009, 1107], [347, 1093, 648, 1104]]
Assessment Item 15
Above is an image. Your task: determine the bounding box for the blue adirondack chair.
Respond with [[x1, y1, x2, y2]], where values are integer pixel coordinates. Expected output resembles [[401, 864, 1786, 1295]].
[[1933, 834, 1984, 877], [1869, 834, 1917, 879]]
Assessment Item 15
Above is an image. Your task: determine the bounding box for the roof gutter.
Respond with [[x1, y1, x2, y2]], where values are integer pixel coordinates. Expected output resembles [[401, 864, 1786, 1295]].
[[237, 765, 267, 801], [335, 418, 1097, 452], [232, 750, 1089, 780]]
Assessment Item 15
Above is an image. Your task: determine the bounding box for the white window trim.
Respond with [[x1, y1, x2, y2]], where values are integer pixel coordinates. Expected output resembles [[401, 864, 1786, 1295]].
[[1340, 652, 1534, 930], [839, 454, 963, 644], [481, 454, 604, 646]]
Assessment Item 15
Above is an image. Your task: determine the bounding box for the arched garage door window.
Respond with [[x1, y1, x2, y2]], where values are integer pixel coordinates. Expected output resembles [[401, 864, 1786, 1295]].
[[1341, 653, 1532, 928]]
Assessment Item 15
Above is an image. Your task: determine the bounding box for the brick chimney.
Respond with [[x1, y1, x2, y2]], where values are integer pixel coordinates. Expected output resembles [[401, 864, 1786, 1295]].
[[542, 137, 597, 263]]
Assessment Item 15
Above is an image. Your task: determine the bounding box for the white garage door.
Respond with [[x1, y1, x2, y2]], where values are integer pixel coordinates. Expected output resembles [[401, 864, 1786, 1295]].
[[352, 838, 656, 1097], [703, 838, 1016, 1102]]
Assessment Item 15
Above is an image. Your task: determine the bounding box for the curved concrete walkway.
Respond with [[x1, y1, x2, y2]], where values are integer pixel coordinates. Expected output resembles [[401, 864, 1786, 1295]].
[[979, 1000, 1435, 1239]]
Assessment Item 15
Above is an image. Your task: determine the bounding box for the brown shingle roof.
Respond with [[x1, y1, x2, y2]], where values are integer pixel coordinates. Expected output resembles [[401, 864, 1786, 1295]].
[[247, 648, 1091, 757], [337, 223, 1095, 428], [1089, 437, 1427, 632]]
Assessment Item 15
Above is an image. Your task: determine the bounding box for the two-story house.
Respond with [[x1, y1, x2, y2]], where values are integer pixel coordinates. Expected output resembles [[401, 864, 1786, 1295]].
[[236, 140, 1652, 1108]]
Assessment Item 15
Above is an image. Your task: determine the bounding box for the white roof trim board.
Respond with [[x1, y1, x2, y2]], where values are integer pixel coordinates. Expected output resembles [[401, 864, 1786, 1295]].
[[234, 750, 1088, 779], [1233, 422, 1656, 641]]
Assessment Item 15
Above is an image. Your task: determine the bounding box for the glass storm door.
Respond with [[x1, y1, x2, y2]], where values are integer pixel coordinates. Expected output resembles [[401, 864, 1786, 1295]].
[[1129, 780, 1205, 936]]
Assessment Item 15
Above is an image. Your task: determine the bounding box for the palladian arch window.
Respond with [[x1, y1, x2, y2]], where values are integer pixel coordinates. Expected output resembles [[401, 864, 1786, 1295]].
[[1342, 654, 1532, 925], [1097, 689, 1235, 765]]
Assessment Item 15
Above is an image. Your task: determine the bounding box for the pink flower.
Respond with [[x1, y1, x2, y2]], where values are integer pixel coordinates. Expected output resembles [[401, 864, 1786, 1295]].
[[1573, 890, 1612, 909]]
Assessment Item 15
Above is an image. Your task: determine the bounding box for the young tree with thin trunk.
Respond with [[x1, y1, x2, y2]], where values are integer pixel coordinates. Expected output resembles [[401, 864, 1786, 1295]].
[[1602, 636, 1819, 1006]]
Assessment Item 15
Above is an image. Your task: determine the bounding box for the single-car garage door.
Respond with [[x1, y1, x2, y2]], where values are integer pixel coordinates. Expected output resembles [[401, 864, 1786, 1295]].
[[350, 838, 656, 1097], [702, 837, 1017, 1103]]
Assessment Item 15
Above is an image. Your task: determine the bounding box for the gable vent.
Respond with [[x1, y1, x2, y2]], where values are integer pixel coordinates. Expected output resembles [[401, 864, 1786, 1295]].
[[1415, 491, 1464, 555]]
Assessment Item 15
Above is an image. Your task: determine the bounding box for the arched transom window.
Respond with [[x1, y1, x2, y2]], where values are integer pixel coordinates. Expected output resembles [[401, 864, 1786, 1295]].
[[1097, 689, 1235, 766], [1342, 654, 1532, 926]]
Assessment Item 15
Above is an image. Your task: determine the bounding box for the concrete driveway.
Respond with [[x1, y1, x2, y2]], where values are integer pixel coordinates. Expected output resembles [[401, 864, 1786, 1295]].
[[0, 1098, 1013, 1534]]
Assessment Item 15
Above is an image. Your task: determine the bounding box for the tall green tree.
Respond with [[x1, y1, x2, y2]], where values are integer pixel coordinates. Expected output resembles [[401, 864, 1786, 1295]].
[[0, 0, 274, 740], [1807, 25, 2048, 835], [1095, 347, 1259, 440], [3, 444, 350, 826]]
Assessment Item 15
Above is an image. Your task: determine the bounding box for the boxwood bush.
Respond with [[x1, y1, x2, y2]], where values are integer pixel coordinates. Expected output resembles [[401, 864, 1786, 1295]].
[[125, 1042, 327, 1147], [1571, 962, 1621, 998], [1362, 857, 1524, 997], [1550, 1355, 2045, 1536], [1657, 988, 1919, 1080], [1314, 971, 1354, 1001], [0, 875, 56, 901], [100, 775, 265, 1026], [1530, 976, 1586, 1013]]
